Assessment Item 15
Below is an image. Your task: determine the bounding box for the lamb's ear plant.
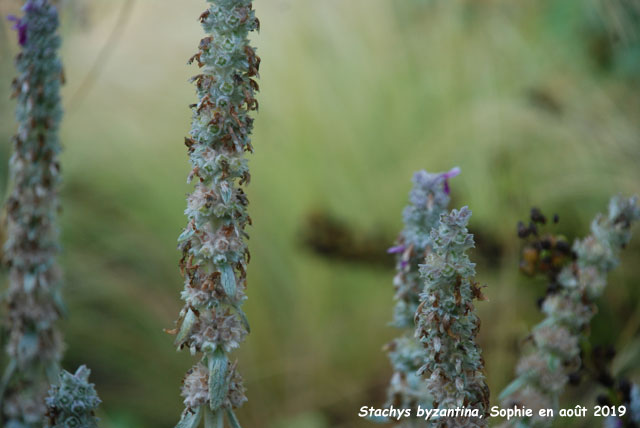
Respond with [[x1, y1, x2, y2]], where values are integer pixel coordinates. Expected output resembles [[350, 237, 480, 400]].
[[382, 168, 458, 417], [1, 2, 65, 425], [1, 2, 103, 426], [415, 206, 490, 427], [167, 0, 260, 426], [44, 365, 101, 428], [500, 196, 640, 427]]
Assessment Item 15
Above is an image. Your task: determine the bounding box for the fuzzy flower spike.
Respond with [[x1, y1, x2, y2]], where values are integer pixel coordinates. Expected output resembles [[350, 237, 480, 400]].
[[44, 366, 101, 428], [415, 207, 490, 427], [500, 196, 640, 427], [1, 1, 65, 426], [168, 0, 260, 427], [382, 168, 458, 420]]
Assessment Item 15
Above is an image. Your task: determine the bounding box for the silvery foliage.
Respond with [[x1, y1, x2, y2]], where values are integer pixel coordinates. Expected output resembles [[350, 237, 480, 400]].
[[415, 207, 490, 427], [170, 0, 260, 426], [44, 366, 101, 428], [1, 2, 65, 426], [383, 169, 458, 420], [500, 196, 640, 428]]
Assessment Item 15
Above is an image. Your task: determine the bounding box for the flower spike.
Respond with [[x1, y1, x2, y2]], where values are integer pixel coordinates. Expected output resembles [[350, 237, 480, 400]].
[[1, 1, 65, 425], [415, 207, 490, 427], [169, 1, 260, 426], [382, 169, 458, 420]]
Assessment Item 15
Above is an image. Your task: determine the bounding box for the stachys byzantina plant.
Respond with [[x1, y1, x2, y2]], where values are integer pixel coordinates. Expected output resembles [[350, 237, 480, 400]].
[[500, 196, 640, 427], [1, 2, 103, 427], [1, 2, 65, 425], [167, 0, 260, 427], [415, 206, 490, 427], [383, 168, 459, 420], [44, 365, 101, 428]]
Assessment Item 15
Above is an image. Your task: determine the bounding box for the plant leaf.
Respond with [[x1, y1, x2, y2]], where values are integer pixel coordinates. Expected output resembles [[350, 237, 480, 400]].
[[220, 182, 232, 205], [175, 309, 197, 346], [204, 407, 224, 428], [175, 406, 203, 428], [232, 305, 250, 333], [220, 264, 236, 298], [24, 273, 36, 293], [208, 350, 229, 410], [498, 376, 528, 401], [226, 408, 242, 428]]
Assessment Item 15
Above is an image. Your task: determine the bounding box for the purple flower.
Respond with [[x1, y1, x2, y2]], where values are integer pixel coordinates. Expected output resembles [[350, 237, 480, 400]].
[[440, 166, 461, 195], [387, 245, 406, 254], [7, 15, 27, 46], [388, 245, 409, 268], [23, 2, 36, 13]]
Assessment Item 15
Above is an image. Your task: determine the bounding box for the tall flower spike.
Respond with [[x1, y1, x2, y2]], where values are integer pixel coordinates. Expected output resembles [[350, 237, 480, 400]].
[[44, 365, 101, 428], [415, 207, 490, 427], [169, 0, 259, 426], [500, 196, 640, 428], [383, 169, 458, 419], [1, 1, 65, 425]]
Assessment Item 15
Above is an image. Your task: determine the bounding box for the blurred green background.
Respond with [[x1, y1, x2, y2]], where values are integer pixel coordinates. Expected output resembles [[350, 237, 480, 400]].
[[0, 0, 639, 426]]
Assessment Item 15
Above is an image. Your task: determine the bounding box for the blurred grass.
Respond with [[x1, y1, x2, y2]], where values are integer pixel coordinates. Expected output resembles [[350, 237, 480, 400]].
[[0, 0, 639, 426]]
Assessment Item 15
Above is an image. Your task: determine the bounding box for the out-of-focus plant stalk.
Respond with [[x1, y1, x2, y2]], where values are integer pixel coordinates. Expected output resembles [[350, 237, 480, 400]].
[[500, 196, 640, 428], [415, 207, 490, 427], [168, 0, 260, 426], [1, 1, 65, 425]]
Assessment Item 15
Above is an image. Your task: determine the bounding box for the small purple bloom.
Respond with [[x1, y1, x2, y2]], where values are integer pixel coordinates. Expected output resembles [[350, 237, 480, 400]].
[[387, 245, 406, 254], [440, 166, 461, 195], [23, 2, 36, 13], [441, 166, 461, 180], [7, 15, 27, 46], [400, 260, 409, 268]]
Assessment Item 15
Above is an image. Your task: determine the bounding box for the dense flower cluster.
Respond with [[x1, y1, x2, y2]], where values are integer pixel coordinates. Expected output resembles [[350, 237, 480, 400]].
[[500, 196, 640, 427], [383, 169, 458, 417], [44, 366, 101, 428], [1, 1, 65, 426], [181, 360, 247, 410], [415, 207, 490, 427], [169, 0, 259, 426]]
